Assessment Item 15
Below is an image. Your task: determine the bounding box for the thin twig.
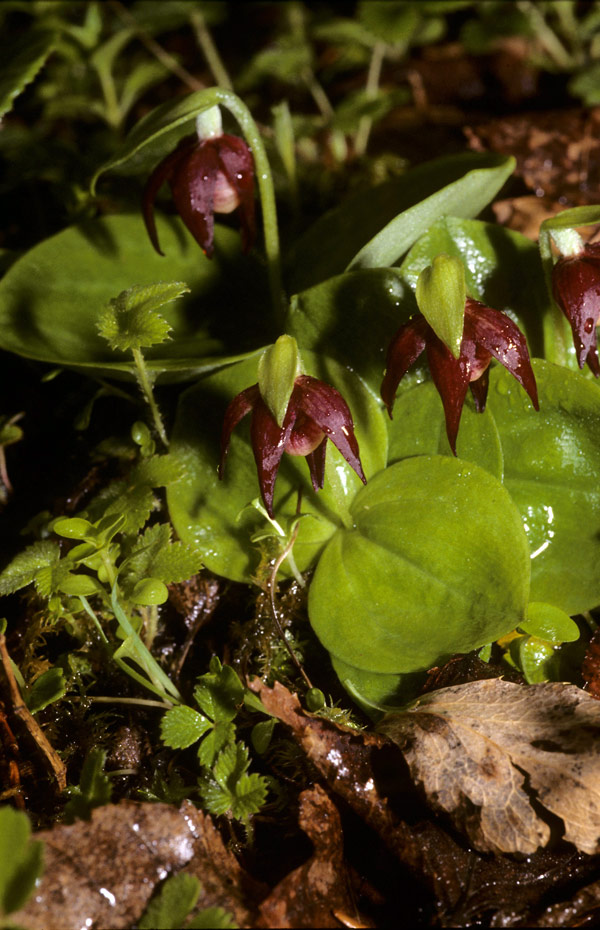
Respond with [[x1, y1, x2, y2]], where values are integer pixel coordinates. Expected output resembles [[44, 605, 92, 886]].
[[266, 504, 312, 690], [189, 8, 233, 90], [0, 634, 67, 792], [108, 0, 205, 92]]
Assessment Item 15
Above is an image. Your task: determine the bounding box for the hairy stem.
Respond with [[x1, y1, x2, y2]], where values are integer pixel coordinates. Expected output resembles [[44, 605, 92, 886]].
[[131, 347, 169, 448]]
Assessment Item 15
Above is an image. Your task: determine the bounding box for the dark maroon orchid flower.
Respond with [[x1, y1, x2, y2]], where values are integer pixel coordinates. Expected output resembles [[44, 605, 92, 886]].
[[142, 124, 255, 260], [552, 241, 600, 376], [219, 375, 366, 518], [381, 297, 539, 454]]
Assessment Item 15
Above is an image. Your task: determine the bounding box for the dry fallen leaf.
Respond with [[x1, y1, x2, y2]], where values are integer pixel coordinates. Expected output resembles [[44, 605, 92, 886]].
[[379, 680, 600, 856], [11, 800, 262, 930], [258, 785, 361, 929]]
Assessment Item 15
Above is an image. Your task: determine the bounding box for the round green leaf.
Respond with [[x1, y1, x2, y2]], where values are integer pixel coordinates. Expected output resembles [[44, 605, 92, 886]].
[[167, 352, 388, 583], [386, 380, 504, 479], [330, 654, 427, 715], [521, 602, 580, 643], [131, 578, 169, 606], [0, 214, 270, 381], [487, 360, 600, 614], [58, 573, 103, 597], [509, 635, 558, 684], [309, 455, 530, 675], [287, 267, 421, 394], [52, 517, 95, 540]]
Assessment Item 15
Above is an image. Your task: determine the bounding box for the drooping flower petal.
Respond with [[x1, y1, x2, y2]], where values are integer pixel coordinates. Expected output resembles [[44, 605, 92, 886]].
[[250, 396, 296, 517], [552, 243, 600, 373], [142, 136, 196, 256], [294, 375, 366, 485], [219, 384, 260, 479], [142, 132, 256, 260], [305, 436, 328, 492], [381, 315, 428, 416], [217, 134, 256, 254], [466, 299, 539, 411], [172, 142, 220, 258], [426, 332, 471, 455]]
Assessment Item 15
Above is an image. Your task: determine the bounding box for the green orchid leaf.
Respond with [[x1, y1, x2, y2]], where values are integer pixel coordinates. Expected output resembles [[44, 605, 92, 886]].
[[90, 89, 218, 193], [415, 254, 466, 358], [287, 152, 515, 292], [540, 205, 600, 232], [0, 806, 44, 916], [329, 655, 428, 716], [0, 30, 56, 119], [309, 455, 530, 677], [0, 214, 270, 382], [287, 267, 420, 394], [400, 215, 547, 358], [386, 380, 504, 480], [167, 352, 388, 583], [487, 360, 600, 615], [347, 156, 515, 272], [520, 603, 580, 644]]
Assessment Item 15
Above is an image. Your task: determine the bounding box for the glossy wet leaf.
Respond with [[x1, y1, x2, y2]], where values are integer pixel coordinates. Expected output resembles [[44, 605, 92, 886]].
[[386, 380, 504, 479], [90, 90, 217, 192], [167, 352, 387, 583], [0, 214, 270, 382], [0, 31, 56, 119], [400, 215, 547, 358], [287, 153, 515, 292], [487, 360, 600, 614], [380, 680, 600, 855], [347, 156, 515, 271], [309, 455, 530, 677], [521, 602, 580, 643], [287, 267, 419, 393]]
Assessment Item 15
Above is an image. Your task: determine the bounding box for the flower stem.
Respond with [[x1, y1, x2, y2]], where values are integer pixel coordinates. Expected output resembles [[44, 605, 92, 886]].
[[131, 347, 169, 447], [213, 89, 285, 328], [189, 9, 233, 90], [354, 41, 386, 157]]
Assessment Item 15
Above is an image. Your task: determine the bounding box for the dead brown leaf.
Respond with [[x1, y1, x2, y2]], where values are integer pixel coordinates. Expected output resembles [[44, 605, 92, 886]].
[[379, 680, 600, 856], [11, 799, 263, 930], [258, 784, 361, 928]]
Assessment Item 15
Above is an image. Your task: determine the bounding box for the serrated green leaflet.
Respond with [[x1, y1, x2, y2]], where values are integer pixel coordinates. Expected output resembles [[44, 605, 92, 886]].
[[0, 540, 60, 596], [309, 455, 530, 676], [0, 31, 56, 119], [167, 352, 388, 583], [160, 705, 212, 749], [98, 281, 189, 352], [138, 872, 201, 930], [0, 215, 270, 382]]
